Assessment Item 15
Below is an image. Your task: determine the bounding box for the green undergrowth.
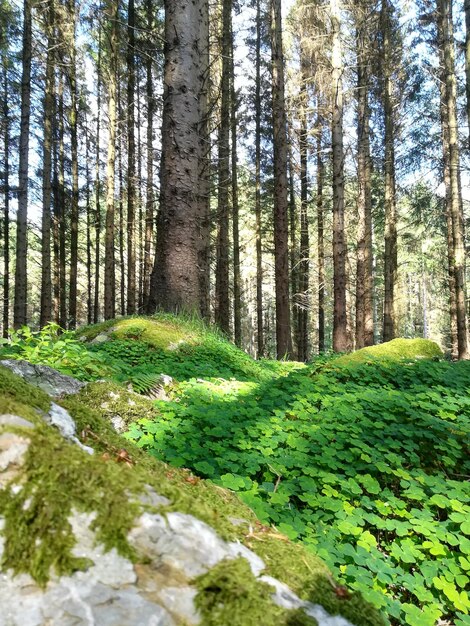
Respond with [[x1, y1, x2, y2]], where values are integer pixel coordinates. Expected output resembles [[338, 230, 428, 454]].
[[0, 364, 381, 626], [120, 333, 469, 626], [2, 318, 468, 625]]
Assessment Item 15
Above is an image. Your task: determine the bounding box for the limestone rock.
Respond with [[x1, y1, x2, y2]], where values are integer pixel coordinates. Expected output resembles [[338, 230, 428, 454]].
[[0, 360, 85, 398], [45, 403, 94, 454]]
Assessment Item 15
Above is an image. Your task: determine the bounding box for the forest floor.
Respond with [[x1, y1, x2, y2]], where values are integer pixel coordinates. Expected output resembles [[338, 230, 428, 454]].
[[1, 315, 469, 626]]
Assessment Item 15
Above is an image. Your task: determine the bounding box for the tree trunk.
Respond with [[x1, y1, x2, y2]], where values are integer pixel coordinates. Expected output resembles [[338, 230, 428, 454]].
[[2, 59, 10, 337], [197, 0, 211, 319], [118, 93, 126, 316], [331, 0, 348, 352], [438, 43, 458, 358], [255, 0, 264, 357], [57, 74, 67, 329], [40, 0, 55, 328], [231, 21, 241, 347], [271, 0, 293, 359], [94, 25, 102, 323], [147, 0, 206, 314], [316, 108, 325, 353], [437, 0, 468, 358], [104, 0, 118, 320], [215, 0, 232, 335], [143, 0, 155, 308], [464, 0, 470, 147], [297, 49, 310, 362], [355, 4, 374, 348], [85, 106, 93, 325], [381, 0, 398, 343], [14, 0, 32, 328], [127, 0, 136, 314], [68, 0, 79, 329]]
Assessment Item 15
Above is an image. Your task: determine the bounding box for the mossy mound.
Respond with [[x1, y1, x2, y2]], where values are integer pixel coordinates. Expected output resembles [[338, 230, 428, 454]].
[[0, 363, 384, 626], [335, 338, 442, 366]]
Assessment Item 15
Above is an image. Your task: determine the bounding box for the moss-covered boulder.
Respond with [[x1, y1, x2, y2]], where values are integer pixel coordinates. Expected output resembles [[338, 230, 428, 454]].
[[335, 338, 442, 366], [0, 363, 385, 626]]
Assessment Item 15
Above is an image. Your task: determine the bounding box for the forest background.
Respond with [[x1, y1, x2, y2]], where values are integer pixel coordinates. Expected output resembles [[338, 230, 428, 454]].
[[0, 0, 469, 360]]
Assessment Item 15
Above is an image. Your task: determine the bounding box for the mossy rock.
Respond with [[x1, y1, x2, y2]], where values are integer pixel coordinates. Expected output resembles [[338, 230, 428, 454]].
[[335, 338, 442, 366]]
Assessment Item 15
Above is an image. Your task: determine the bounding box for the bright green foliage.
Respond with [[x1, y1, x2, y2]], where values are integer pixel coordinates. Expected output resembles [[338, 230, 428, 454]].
[[123, 339, 470, 625], [3, 316, 468, 625], [194, 558, 318, 626], [0, 323, 113, 381]]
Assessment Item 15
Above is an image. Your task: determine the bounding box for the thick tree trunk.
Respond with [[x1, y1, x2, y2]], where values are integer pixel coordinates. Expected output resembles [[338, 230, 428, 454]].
[[40, 0, 55, 328], [215, 0, 232, 335], [438, 0, 468, 359], [355, 5, 374, 348], [255, 0, 264, 357], [331, 0, 348, 352], [147, 0, 206, 314], [104, 0, 118, 320], [381, 0, 398, 343], [2, 59, 10, 337], [127, 0, 136, 314], [118, 96, 126, 316], [271, 0, 293, 359], [14, 0, 32, 328]]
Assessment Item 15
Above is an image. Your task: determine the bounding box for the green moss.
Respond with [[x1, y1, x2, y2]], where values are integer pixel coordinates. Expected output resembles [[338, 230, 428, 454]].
[[0, 365, 50, 414], [0, 424, 142, 586], [335, 338, 442, 366], [194, 558, 318, 626], [73, 381, 159, 426], [252, 537, 386, 626]]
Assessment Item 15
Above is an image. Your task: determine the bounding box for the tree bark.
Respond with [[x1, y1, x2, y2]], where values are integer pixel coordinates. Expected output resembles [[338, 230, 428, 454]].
[[231, 20, 241, 347], [255, 0, 264, 357], [127, 0, 136, 314], [330, 0, 348, 352], [197, 0, 211, 320], [381, 0, 398, 343], [2, 59, 10, 337], [271, 0, 293, 358], [355, 2, 374, 348], [147, 0, 206, 314], [13, 0, 32, 328], [297, 49, 310, 362], [104, 0, 118, 320], [143, 0, 155, 308], [437, 0, 468, 358], [317, 110, 325, 353], [40, 0, 55, 328], [464, 0, 470, 147], [215, 0, 232, 335], [94, 24, 102, 323]]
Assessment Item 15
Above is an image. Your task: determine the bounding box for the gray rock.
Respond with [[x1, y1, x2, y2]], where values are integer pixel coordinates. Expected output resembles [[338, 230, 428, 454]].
[[261, 576, 355, 626], [91, 333, 110, 344], [0, 431, 30, 487], [0, 414, 34, 429], [0, 360, 86, 398], [45, 403, 94, 455], [139, 485, 171, 509]]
